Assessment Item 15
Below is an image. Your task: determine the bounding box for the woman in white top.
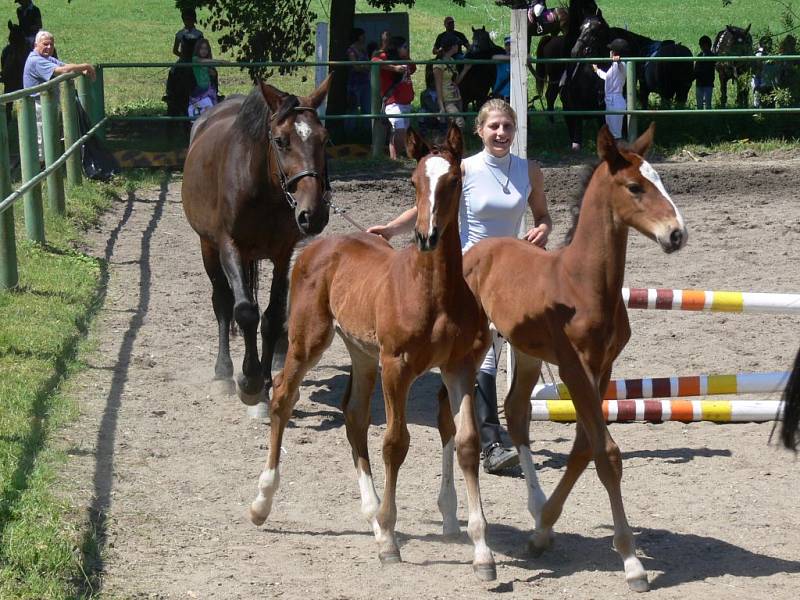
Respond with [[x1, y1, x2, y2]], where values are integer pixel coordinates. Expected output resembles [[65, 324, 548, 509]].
[[368, 99, 552, 474], [593, 38, 629, 139]]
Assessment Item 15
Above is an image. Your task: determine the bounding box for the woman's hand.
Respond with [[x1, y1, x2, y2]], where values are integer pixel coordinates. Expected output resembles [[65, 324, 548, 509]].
[[523, 223, 550, 248], [366, 224, 394, 241]]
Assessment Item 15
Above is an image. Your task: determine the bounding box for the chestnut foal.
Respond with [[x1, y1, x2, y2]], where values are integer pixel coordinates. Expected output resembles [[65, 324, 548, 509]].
[[249, 124, 497, 580], [442, 124, 687, 591]]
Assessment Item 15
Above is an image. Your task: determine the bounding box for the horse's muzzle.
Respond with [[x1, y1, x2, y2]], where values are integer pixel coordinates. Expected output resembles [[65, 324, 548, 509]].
[[296, 205, 330, 236], [659, 226, 688, 253], [415, 227, 439, 252]]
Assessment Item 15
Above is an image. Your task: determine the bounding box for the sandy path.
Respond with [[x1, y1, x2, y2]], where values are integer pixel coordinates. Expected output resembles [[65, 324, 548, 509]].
[[60, 155, 800, 599]]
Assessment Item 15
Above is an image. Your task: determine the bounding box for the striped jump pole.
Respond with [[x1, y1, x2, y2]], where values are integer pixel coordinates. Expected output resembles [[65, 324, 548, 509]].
[[622, 288, 800, 314], [533, 371, 789, 401], [531, 399, 785, 423]]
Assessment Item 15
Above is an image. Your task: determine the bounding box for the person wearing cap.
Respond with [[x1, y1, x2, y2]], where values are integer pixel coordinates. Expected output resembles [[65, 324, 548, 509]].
[[432, 16, 470, 58], [592, 38, 628, 139], [15, 0, 42, 48], [432, 32, 464, 129], [490, 35, 513, 102]]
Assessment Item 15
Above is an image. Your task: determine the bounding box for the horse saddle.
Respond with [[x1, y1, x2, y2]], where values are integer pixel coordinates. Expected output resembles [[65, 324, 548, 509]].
[[528, 8, 560, 35]]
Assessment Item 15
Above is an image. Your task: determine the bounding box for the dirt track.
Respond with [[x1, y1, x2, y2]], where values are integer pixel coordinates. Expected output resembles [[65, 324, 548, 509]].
[[60, 153, 800, 599]]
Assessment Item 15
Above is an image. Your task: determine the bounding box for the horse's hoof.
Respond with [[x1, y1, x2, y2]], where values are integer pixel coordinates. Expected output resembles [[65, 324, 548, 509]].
[[249, 505, 268, 526], [210, 378, 236, 397], [246, 401, 270, 420], [627, 576, 650, 593], [527, 529, 554, 556], [238, 386, 265, 407], [379, 549, 402, 565], [237, 374, 265, 406], [473, 562, 497, 582]]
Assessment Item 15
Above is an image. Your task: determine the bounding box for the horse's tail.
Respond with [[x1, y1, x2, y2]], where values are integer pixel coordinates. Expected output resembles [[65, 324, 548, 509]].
[[779, 346, 800, 451], [535, 35, 553, 97]]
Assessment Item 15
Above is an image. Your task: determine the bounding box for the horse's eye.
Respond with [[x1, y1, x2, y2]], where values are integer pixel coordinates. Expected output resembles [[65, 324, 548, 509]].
[[275, 137, 289, 149], [627, 183, 644, 195]]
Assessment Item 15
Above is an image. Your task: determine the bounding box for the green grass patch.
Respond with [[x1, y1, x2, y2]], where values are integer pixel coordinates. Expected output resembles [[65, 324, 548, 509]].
[[0, 173, 140, 599]]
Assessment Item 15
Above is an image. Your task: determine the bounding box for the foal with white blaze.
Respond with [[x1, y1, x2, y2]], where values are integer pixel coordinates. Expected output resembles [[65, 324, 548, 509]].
[[250, 124, 497, 580]]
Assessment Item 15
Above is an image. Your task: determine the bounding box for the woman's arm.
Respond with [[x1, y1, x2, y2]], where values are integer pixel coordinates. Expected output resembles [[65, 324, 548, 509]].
[[523, 161, 552, 247], [592, 64, 608, 79], [366, 206, 418, 241]]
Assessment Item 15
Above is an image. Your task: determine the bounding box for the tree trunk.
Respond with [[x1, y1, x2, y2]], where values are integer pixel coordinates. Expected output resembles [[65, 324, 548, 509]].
[[327, 0, 356, 141]]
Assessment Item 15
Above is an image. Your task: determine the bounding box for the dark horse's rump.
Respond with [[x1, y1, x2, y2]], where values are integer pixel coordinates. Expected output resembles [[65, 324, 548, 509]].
[[182, 77, 332, 408]]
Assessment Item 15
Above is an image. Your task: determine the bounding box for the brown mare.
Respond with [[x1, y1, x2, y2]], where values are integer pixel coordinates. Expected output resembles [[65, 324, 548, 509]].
[[440, 124, 687, 591], [182, 77, 331, 406], [249, 125, 498, 580]]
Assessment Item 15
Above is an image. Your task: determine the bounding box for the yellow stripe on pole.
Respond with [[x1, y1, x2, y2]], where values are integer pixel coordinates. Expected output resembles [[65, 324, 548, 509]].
[[710, 291, 744, 312], [547, 400, 576, 421], [701, 401, 733, 422], [707, 374, 737, 395]]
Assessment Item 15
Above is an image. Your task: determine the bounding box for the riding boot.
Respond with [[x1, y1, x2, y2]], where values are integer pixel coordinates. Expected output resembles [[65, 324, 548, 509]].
[[475, 371, 502, 451], [475, 371, 519, 474]]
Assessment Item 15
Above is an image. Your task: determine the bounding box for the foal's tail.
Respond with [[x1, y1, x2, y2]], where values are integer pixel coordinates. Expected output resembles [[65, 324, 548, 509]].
[[779, 346, 800, 451]]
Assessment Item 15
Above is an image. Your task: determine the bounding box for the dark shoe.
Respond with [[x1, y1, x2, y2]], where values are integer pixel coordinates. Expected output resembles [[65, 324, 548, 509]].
[[482, 443, 519, 474]]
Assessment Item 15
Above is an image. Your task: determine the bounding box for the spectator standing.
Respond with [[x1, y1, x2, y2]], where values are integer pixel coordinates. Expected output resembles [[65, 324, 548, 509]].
[[592, 38, 628, 140], [491, 35, 512, 102], [432, 33, 464, 130], [694, 35, 715, 109], [15, 0, 41, 48], [777, 34, 799, 103], [432, 16, 470, 58], [367, 98, 553, 474], [22, 30, 95, 157], [373, 36, 417, 159], [173, 8, 204, 60], [345, 28, 371, 138]]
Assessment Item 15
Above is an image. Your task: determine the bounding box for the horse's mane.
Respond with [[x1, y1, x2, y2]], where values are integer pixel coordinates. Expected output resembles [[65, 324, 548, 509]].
[[233, 86, 300, 141], [563, 161, 600, 246]]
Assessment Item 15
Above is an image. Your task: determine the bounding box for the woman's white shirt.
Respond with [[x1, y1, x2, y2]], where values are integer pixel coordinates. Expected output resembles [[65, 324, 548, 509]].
[[460, 149, 531, 252]]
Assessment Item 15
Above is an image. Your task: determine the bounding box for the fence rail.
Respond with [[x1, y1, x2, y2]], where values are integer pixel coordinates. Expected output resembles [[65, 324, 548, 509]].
[[0, 72, 103, 290]]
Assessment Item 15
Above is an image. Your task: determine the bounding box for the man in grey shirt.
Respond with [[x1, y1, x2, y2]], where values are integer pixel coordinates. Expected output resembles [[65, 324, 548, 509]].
[[22, 30, 95, 157]]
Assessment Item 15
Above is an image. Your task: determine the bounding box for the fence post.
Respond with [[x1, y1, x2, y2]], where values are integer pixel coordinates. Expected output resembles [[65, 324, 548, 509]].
[[91, 67, 105, 140], [76, 74, 94, 126], [0, 109, 18, 290], [17, 96, 44, 244], [61, 78, 82, 186], [370, 62, 384, 158], [626, 60, 637, 142], [41, 87, 65, 215]]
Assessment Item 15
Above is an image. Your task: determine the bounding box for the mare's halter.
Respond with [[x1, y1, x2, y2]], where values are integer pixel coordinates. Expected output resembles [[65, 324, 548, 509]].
[[267, 106, 331, 211]]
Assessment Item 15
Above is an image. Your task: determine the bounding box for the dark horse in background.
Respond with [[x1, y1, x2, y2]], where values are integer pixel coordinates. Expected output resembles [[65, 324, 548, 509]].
[[182, 76, 332, 409], [458, 26, 505, 111], [0, 21, 28, 121], [577, 15, 694, 108], [713, 24, 753, 106]]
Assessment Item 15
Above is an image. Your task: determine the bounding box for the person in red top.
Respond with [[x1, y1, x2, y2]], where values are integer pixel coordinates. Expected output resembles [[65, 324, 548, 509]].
[[372, 36, 416, 159]]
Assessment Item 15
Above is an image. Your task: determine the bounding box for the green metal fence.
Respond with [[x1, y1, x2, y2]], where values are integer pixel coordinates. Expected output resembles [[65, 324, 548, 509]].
[[0, 72, 107, 290]]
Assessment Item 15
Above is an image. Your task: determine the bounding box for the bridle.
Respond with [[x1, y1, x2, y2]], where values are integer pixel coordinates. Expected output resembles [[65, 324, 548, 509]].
[[267, 106, 331, 211], [266, 106, 366, 231]]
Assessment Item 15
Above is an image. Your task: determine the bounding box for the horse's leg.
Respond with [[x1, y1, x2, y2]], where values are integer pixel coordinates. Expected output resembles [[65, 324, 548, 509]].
[[503, 348, 550, 550], [442, 361, 496, 581], [719, 72, 728, 107], [435, 383, 459, 538], [249, 294, 335, 525], [200, 239, 234, 388], [218, 235, 264, 404], [260, 249, 291, 390], [552, 352, 648, 592], [340, 338, 382, 538], [373, 354, 413, 564]]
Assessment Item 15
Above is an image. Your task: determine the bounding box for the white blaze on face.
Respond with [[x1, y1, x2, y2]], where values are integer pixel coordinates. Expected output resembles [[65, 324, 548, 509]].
[[639, 160, 686, 230], [424, 156, 450, 237], [294, 120, 312, 142]]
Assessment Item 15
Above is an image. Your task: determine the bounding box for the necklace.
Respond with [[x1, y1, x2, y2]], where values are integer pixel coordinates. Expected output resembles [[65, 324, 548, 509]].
[[483, 153, 512, 194]]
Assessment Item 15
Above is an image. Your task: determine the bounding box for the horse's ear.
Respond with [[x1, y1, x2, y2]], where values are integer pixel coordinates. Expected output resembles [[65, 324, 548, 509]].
[[259, 80, 284, 112], [406, 127, 430, 162], [630, 122, 655, 157], [472, 26, 477, 33], [306, 73, 333, 109], [7, 20, 11, 31], [597, 125, 628, 172], [745, 23, 752, 34], [445, 122, 463, 161]]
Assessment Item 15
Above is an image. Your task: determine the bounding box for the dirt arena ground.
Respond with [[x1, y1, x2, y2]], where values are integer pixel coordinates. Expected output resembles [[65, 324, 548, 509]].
[[60, 151, 800, 599]]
